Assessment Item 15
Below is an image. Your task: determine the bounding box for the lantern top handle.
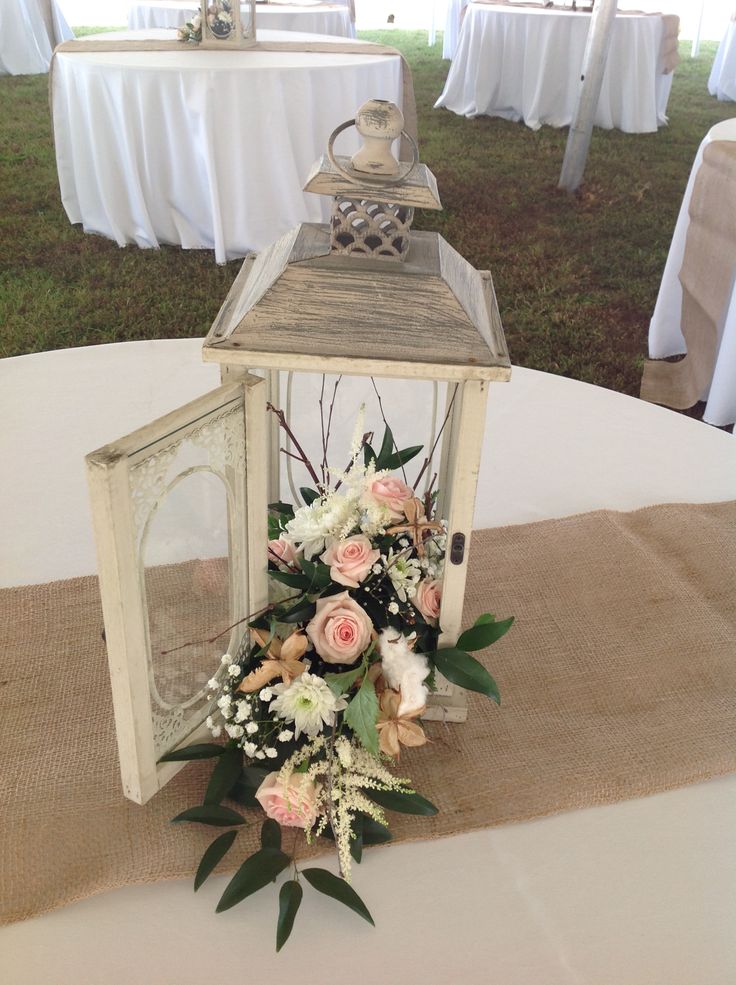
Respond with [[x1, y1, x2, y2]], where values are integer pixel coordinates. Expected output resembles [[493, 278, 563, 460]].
[[326, 100, 420, 190]]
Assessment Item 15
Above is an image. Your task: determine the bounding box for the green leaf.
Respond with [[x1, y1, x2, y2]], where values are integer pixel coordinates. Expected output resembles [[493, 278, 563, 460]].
[[204, 746, 243, 805], [229, 765, 270, 808], [367, 788, 438, 816], [344, 673, 379, 756], [457, 615, 514, 652], [280, 599, 316, 624], [158, 743, 224, 762], [302, 868, 374, 926], [325, 663, 364, 696], [299, 487, 320, 506], [431, 647, 501, 704], [350, 815, 364, 864], [216, 848, 290, 913], [277, 880, 303, 951], [261, 818, 282, 851], [194, 830, 237, 892], [375, 425, 395, 469], [382, 445, 424, 472], [359, 814, 392, 846], [268, 569, 311, 589], [172, 805, 246, 827], [299, 558, 332, 591], [363, 443, 376, 467], [269, 501, 295, 517]]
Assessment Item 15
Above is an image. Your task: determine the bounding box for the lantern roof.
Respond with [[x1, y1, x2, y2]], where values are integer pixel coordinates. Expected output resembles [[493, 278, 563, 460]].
[[203, 223, 510, 383]]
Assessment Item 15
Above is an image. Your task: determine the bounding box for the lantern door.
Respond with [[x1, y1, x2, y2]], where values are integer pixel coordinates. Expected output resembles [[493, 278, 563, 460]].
[[86, 376, 268, 804]]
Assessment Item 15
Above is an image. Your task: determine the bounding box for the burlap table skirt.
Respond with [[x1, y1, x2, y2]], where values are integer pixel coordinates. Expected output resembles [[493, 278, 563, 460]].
[[1, 501, 735, 926]]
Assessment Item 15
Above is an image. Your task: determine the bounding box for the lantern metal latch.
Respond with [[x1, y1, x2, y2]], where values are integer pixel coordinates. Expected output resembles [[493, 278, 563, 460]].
[[450, 532, 466, 565]]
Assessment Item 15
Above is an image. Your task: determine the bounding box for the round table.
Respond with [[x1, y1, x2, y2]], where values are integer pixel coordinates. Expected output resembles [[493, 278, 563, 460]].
[[0, 339, 735, 983], [435, 2, 674, 132], [0, 0, 73, 74], [647, 118, 736, 427], [708, 17, 736, 102], [51, 29, 403, 263], [127, 1, 355, 38]]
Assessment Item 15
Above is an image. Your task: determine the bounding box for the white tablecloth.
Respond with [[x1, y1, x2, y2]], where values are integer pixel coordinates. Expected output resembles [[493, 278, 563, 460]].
[[0, 0, 73, 74], [435, 3, 674, 132], [51, 29, 402, 263], [442, 0, 465, 59], [127, 1, 355, 38], [1, 339, 735, 983], [708, 17, 736, 101], [647, 118, 736, 427]]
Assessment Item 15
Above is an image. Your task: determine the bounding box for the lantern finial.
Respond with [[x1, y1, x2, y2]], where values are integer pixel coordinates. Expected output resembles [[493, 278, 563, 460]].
[[303, 100, 442, 261]]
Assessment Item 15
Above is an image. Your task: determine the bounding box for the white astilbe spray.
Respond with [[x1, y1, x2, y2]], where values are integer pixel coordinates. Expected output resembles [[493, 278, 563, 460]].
[[278, 735, 414, 883], [376, 629, 431, 715]]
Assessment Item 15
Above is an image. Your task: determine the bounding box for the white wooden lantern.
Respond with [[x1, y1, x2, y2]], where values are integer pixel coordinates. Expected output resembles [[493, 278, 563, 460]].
[[199, 0, 256, 48], [202, 101, 511, 725], [87, 101, 510, 805]]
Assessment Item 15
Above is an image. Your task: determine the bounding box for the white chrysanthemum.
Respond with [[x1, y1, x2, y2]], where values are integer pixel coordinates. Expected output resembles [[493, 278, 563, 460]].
[[377, 629, 430, 715], [384, 549, 421, 602], [285, 493, 361, 559], [269, 671, 348, 738]]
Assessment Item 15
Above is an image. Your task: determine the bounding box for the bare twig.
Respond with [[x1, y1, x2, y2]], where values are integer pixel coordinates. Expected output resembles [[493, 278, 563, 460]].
[[413, 384, 458, 491], [370, 377, 407, 482], [318, 375, 327, 489], [322, 375, 342, 489], [268, 402, 322, 489]]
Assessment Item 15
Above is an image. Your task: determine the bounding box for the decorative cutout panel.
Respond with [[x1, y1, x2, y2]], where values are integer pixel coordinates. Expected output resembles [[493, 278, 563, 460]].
[[86, 378, 268, 804]]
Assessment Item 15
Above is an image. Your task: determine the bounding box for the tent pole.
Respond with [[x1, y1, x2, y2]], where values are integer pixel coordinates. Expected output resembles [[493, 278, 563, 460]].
[[691, 0, 705, 58], [558, 0, 619, 193]]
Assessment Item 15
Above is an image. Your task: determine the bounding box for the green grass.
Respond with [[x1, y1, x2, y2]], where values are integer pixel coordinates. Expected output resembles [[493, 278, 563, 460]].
[[0, 33, 733, 398]]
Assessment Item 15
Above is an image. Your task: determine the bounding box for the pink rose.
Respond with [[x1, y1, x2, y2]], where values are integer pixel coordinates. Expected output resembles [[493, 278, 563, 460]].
[[321, 535, 380, 588], [415, 578, 442, 625], [268, 537, 300, 569], [306, 591, 373, 665], [368, 476, 414, 520], [255, 772, 319, 829]]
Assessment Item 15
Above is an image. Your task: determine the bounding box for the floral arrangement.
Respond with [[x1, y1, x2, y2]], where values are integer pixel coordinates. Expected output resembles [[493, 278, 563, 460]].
[[177, 0, 233, 43], [164, 401, 512, 950]]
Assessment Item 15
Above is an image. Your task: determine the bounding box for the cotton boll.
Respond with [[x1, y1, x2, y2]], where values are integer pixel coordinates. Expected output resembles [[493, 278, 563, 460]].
[[376, 629, 430, 715]]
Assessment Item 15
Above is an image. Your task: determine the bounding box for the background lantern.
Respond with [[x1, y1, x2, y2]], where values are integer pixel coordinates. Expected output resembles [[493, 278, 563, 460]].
[[86, 100, 510, 805], [199, 0, 256, 48]]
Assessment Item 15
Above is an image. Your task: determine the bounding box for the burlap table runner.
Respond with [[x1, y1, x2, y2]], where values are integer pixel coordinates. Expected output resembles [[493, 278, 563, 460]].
[[641, 141, 736, 411], [50, 38, 416, 161], [2, 501, 735, 926]]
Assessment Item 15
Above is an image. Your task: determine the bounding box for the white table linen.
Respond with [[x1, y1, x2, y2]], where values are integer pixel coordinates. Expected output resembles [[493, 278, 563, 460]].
[[435, 3, 674, 132], [128, 1, 355, 38], [51, 29, 402, 263], [0, 0, 73, 74], [647, 118, 736, 427], [1, 339, 735, 983], [442, 0, 466, 59], [708, 17, 736, 101]]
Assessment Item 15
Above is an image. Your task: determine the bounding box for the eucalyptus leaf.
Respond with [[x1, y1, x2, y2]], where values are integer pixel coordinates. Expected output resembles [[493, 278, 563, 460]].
[[302, 868, 374, 926], [158, 743, 224, 763], [367, 788, 438, 816], [261, 818, 282, 851], [216, 848, 290, 913], [431, 647, 501, 704], [194, 830, 237, 892], [344, 673, 379, 757], [299, 487, 320, 506], [172, 805, 246, 827], [457, 615, 514, 652], [277, 880, 303, 952], [204, 746, 243, 805]]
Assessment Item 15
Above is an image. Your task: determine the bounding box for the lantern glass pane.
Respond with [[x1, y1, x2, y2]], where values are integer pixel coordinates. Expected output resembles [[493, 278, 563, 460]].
[[141, 469, 229, 723]]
